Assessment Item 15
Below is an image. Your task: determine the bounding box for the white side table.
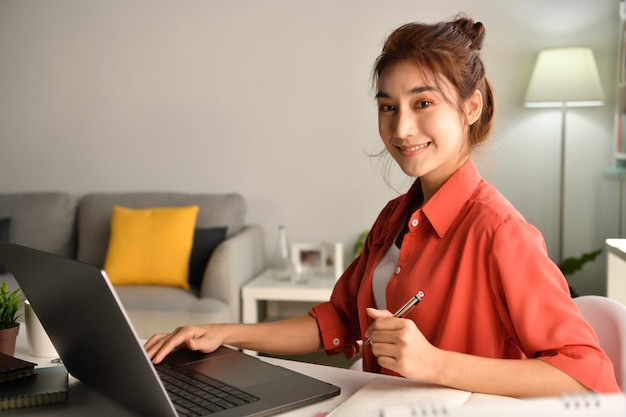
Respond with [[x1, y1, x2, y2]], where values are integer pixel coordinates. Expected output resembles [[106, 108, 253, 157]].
[[241, 269, 336, 355], [607, 238, 626, 305]]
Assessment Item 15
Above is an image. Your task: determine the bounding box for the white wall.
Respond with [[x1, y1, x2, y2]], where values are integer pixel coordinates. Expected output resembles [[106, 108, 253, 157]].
[[0, 0, 619, 295]]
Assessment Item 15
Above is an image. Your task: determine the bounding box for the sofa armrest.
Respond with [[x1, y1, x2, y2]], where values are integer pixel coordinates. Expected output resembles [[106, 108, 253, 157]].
[[201, 225, 265, 323]]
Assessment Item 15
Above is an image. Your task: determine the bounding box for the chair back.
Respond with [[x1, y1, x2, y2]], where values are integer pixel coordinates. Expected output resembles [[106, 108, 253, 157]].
[[574, 295, 626, 391]]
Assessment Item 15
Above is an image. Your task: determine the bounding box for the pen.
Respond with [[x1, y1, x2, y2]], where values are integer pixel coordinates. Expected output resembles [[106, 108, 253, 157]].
[[364, 291, 424, 346]]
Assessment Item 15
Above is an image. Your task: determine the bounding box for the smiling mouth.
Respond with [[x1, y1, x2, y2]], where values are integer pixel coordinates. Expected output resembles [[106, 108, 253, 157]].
[[397, 141, 430, 154]]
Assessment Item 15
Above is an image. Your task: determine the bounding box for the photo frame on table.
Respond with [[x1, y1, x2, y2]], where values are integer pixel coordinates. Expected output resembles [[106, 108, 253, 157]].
[[291, 242, 343, 280], [291, 243, 323, 276]]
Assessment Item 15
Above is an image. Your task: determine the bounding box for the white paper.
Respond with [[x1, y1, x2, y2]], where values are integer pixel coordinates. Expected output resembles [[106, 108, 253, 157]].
[[327, 376, 471, 417]]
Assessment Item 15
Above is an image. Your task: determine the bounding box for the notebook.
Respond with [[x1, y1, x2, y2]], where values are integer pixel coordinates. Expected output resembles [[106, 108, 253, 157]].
[[0, 366, 68, 411], [445, 393, 626, 417], [0, 351, 36, 383], [0, 240, 340, 417], [327, 376, 473, 417], [330, 376, 626, 417]]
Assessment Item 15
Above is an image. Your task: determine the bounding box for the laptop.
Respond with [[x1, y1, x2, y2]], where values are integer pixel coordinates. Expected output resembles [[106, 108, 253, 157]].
[[0, 241, 340, 416]]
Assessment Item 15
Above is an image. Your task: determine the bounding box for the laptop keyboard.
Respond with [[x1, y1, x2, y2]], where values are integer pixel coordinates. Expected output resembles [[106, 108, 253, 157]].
[[157, 363, 260, 416]]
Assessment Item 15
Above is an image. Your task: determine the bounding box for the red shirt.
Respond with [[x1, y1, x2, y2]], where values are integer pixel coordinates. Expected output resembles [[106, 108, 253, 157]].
[[310, 158, 620, 393]]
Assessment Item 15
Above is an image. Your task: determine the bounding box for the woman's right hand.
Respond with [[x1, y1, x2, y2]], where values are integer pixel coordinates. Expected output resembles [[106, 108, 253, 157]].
[[144, 324, 226, 364], [145, 315, 322, 365]]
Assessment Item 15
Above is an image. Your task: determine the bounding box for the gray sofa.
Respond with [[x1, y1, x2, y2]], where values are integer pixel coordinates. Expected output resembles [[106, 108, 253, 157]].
[[0, 192, 265, 339]]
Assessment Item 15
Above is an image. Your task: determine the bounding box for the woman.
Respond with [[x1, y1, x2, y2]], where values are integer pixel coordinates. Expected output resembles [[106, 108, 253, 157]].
[[146, 16, 620, 397]]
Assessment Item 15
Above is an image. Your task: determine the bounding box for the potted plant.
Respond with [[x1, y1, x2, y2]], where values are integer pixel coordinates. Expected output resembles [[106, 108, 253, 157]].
[[353, 230, 369, 259], [0, 282, 24, 356], [558, 248, 603, 298]]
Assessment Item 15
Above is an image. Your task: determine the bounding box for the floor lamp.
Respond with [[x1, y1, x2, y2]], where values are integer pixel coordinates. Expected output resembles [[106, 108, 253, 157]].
[[524, 47, 604, 264]]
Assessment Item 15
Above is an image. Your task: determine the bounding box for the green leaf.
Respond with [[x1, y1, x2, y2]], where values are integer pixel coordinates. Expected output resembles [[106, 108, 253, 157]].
[[558, 248, 603, 276], [0, 282, 24, 329], [353, 230, 369, 258]]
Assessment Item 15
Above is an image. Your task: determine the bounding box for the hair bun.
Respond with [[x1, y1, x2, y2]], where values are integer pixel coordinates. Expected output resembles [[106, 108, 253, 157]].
[[451, 17, 485, 51]]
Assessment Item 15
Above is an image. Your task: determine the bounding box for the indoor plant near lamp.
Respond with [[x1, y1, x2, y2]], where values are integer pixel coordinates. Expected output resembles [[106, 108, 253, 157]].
[[0, 282, 24, 356]]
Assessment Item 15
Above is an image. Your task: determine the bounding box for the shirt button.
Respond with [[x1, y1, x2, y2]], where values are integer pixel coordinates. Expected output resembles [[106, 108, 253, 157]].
[[411, 219, 419, 227], [395, 266, 401, 274], [332, 338, 340, 346]]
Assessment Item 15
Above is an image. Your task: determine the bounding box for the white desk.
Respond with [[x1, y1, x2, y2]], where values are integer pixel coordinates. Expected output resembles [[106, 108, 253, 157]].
[[7, 328, 517, 416]]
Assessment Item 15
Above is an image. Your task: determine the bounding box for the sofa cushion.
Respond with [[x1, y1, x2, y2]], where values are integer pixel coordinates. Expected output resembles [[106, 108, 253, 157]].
[[76, 192, 246, 267], [188, 227, 227, 288], [114, 285, 231, 338], [0, 193, 76, 258], [104, 205, 199, 289]]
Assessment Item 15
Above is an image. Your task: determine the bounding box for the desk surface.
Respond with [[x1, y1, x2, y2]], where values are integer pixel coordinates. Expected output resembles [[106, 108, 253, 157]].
[[6, 329, 513, 416]]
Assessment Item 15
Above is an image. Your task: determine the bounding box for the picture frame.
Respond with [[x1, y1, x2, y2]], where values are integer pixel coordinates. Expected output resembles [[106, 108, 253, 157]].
[[290, 243, 323, 277], [290, 242, 343, 280]]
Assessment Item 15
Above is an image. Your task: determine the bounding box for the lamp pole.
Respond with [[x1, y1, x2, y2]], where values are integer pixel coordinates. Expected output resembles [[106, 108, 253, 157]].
[[558, 104, 567, 264]]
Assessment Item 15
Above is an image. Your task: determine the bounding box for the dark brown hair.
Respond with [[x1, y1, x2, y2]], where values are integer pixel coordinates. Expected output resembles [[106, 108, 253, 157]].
[[372, 15, 495, 147]]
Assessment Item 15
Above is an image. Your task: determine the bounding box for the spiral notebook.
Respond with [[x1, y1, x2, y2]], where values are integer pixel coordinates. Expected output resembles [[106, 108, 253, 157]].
[[0, 352, 36, 383], [0, 366, 68, 411], [445, 393, 626, 417], [329, 376, 626, 417], [327, 376, 472, 417]]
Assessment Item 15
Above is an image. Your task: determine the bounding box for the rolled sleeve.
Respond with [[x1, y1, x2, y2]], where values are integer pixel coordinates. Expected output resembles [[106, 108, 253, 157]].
[[309, 301, 360, 359], [538, 346, 618, 393], [491, 218, 620, 393]]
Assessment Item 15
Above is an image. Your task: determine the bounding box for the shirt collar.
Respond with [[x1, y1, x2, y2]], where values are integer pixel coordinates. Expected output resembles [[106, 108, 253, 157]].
[[380, 158, 482, 242], [421, 157, 482, 238]]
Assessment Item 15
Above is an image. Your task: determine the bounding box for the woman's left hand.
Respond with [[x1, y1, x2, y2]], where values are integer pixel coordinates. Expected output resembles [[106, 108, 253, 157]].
[[365, 307, 442, 383]]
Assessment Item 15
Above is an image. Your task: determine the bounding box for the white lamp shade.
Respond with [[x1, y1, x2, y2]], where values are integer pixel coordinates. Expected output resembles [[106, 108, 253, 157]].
[[524, 47, 604, 108]]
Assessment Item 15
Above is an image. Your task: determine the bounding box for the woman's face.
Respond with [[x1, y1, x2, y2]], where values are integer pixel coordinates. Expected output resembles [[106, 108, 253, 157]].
[[376, 60, 481, 195]]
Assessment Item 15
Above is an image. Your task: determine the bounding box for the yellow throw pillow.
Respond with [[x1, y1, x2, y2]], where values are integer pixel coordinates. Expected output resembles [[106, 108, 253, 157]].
[[104, 205, 199, 289]]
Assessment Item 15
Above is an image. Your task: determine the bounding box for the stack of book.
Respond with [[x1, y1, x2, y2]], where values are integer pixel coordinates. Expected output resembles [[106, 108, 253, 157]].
[[0, 352, 68, 411]]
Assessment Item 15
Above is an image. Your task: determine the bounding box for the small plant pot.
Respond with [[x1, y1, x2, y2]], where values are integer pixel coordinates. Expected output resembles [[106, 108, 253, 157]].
[[0, 323, 20, 356]]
